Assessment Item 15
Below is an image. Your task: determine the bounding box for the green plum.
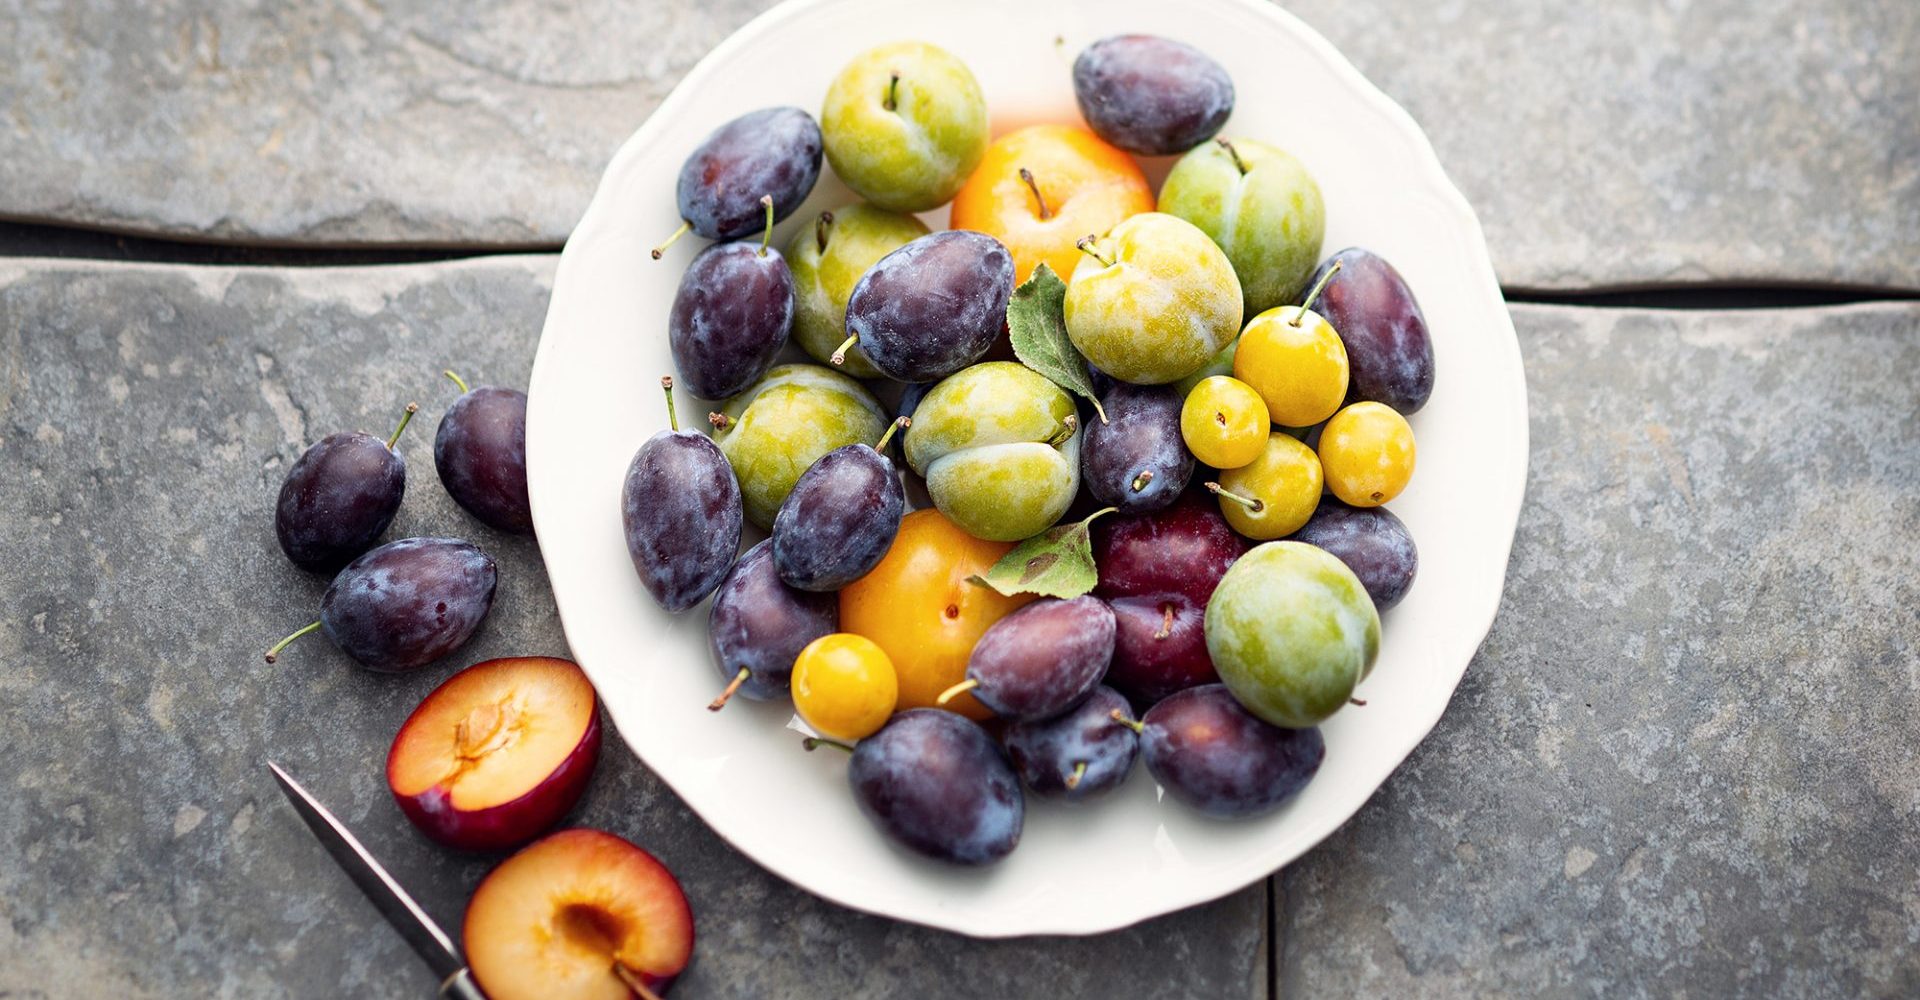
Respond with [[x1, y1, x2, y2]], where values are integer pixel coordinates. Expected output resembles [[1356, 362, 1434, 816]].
[[1205, 541, 1379, 728], [710, 364, 888, 529], [1172, 338, 1239, 398], [1159, 138, 1325, 319], [903, 362, 1081, 541], [787, 204, 931, 378], [1064, 212, 1241, 385], [820, 42, 989, 213]]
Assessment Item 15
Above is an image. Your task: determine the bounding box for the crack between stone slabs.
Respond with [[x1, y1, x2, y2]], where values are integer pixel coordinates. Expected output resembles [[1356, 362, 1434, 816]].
[[6, 217, 1920, 312], [1266, 875, 1280, 1000], [0, 217, 557, 267], [1504, 282, 1920, 311]]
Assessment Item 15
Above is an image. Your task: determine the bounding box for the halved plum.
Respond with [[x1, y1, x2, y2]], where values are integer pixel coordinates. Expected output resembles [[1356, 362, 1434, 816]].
[[464, 828, 694, 999], [387, 656, 600, 852]]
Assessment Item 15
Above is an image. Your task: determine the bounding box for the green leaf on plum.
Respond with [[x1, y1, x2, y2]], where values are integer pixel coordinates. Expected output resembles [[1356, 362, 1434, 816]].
[[1007, 263, 1108, 423], [968, 507, 1116, 599]]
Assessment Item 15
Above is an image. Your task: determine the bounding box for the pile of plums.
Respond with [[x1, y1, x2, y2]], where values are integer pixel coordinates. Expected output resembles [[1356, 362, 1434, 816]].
[[266, 378, 697, 997], [626, 33, 1434, 872]]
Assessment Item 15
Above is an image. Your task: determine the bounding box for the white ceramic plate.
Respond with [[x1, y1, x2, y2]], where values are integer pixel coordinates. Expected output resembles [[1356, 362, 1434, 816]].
[[527, 0, 1528, 937]]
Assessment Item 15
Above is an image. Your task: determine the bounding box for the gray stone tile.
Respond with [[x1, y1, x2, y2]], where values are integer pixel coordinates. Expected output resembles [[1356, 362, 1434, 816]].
[[1275, 303, 1920, 998], [1284, 1, 1920, 290], [0, 257, 1265, 999], [3, 1, 1914, 291], [0, 0, 782, 246]]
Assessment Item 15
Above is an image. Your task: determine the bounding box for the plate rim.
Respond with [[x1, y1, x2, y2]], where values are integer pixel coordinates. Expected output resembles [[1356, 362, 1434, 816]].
[[526, 0, 1530, 937]]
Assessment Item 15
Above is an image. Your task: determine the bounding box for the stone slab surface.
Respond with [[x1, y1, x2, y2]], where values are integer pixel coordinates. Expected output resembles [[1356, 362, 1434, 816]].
[[1278, 302, 1920, 997], [0, 0, 783, 246], [1284, 1, 1920, 290], [3, 1, 1916, 291], [0, 257, 1265, 999]]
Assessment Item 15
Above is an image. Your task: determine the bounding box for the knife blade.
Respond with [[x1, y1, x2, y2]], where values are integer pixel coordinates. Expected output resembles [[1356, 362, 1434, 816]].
[[268, 761, 487, 1000]]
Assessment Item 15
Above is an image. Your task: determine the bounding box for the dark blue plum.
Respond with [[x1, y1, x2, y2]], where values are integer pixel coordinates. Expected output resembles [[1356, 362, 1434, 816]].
[[1138, 684, 1323, 818], [274, 403, 416, 572], [1072, 35, 1234, 156], [267, 537, 497, 673], [1081, 383, 1192, 515], [843, 230, 1014, 383], [670, 107, 823, 245], [433, 377, 531, 534], [622, 379, 743, 613], [1289, 502, 1418, 610], [1308, 248, 1435, 414], [895, 381, 934, 422], [958, 596, 1115, 721], [707, 540, 837, 709], [669, 238, 794, 401], [847, 709, 1023, 865], [771, 420, 906, 592], [1004, 686, 1138, 801]]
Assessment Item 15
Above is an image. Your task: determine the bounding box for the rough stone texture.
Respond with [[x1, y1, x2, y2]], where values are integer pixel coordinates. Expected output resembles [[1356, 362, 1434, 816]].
[[0, 0, 782, 246], [1283, 0, 1920, 291], [1278, 303, 1920, 997], [0, 258, 1265, 999], [3, 1, 1916, 291]]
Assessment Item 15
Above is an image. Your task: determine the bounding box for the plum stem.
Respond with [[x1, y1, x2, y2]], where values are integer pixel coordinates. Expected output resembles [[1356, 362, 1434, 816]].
[[1109, 708, 1145, 734], [1216, 137, 1249, 175], [660, 376, 679, 432], [1065, 761, 1088, 790], [707, 666, 749, 711], [1130, 469, 1154, 492], [707, 411, 734, 431], [264, 620, 321, 663], [612, 963, 664, 1000], [384, 402, 420, 450], [1350, 696, 1368, 706], [1046, 413, 1078, 448], [935, 677, 981, 706], [874, 415, 910, 453], [442, 370, 470, 395], [803, 736, 856, 754], [1074, 235, 1113, 268], [650, 220, 692, 260], [883, 71, 900, 111], [815, 210, 834, 254], [1291, 259, 1343, 327], [829, 333, 859, 367], [1206, 481, 1265, 513], [757, 195, 775, 257], [1155, 602, 1176, 639], [1019, 167, 1052, 220]]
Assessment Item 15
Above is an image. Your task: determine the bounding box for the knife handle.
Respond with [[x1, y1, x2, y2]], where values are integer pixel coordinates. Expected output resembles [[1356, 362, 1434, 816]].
[[439, 968, 487, 1000]]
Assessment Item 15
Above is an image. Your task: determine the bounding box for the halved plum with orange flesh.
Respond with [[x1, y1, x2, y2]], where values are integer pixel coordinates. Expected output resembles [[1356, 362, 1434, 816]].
[[386, 656, 600, 851], [464, 828, 694, 999]]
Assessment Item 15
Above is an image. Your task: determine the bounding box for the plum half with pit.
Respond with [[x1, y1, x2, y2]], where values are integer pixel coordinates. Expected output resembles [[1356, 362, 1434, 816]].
[[463, 829, 694, 999], [387, 656, 600, 851]]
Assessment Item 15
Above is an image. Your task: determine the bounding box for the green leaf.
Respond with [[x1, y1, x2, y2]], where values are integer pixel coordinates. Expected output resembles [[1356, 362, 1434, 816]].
[[968, 508, 1116, 599], [1006, 262, 1108, 423]]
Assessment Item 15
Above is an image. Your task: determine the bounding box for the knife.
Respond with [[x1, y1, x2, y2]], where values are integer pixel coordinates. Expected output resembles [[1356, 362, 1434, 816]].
[[268, 761, 488, 1000]]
